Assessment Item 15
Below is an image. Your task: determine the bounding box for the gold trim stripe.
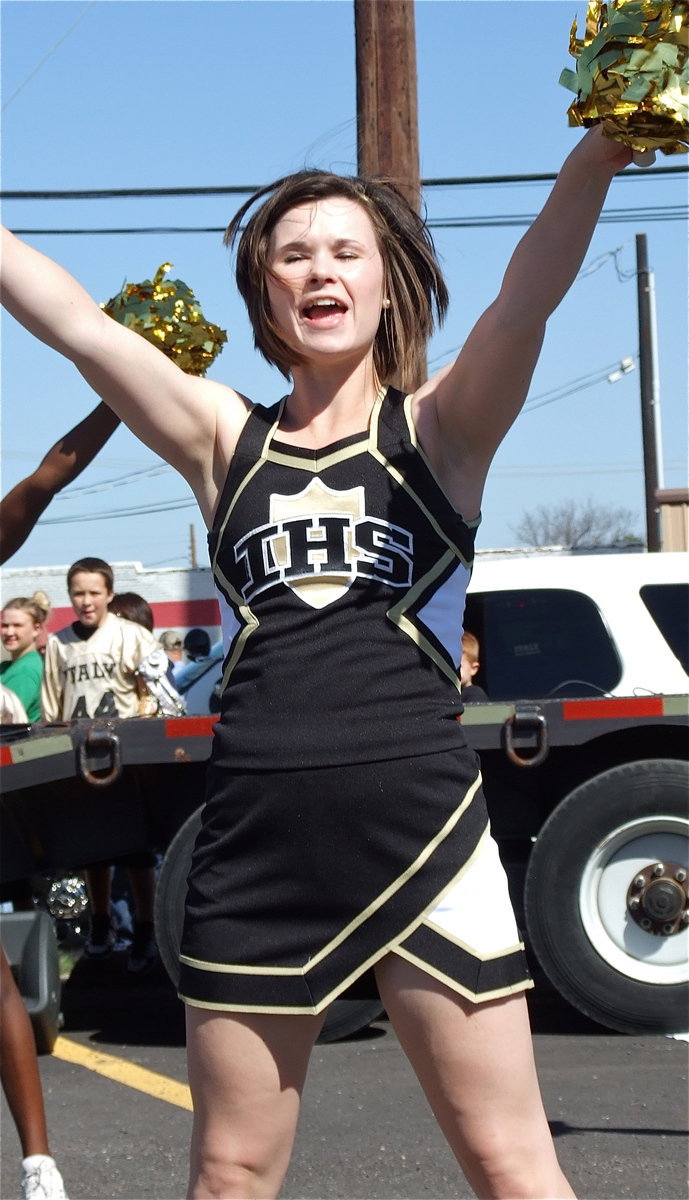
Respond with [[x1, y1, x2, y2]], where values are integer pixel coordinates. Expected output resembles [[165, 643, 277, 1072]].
[[266, 441, 368, 472], [181, 959, 305, 976], [422, 917, 526, 962], [386, 548, 466, 690], [211, 402, 286, 690], [392, 945, 534, 1004], [211, 399, 285, 571], [368, 440, 471, 567], [180, 995, 321, 1016]]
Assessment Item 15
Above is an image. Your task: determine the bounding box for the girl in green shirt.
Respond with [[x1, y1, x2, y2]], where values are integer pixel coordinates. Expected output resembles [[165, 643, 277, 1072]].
[[0, 594, 49, 722]]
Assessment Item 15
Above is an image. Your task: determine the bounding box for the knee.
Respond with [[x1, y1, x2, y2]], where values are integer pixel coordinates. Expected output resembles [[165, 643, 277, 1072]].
[[459, 1124, 572, 1199], [187, 1128, 290, 1195], [189, 1159, 272, 1200]]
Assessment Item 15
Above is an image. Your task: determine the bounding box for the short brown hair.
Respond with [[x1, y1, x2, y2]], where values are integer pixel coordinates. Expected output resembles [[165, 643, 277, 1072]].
[[67, 557, 114, 593], [224, 170, 449, 389], [109, 592, 154, 632]]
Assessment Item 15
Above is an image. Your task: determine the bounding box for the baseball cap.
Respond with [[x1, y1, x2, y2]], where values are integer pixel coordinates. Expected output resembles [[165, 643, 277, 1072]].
[[160, 630, 183, 651]]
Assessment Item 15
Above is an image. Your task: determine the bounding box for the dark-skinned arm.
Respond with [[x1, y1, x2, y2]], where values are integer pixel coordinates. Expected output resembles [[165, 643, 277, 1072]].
[[0, 402, 120, 564]]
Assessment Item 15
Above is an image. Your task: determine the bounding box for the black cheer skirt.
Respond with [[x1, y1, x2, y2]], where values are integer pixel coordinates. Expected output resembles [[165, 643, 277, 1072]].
[[178, 748, 532, 1014]]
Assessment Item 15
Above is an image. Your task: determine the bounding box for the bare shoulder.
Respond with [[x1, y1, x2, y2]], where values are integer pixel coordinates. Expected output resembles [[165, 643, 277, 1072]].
[[198, 376, 254, 451], [178, 375, 254, 526]]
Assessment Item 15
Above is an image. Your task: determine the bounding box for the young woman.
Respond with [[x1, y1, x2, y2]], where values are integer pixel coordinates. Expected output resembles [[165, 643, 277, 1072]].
[[0, 594, 50, 722], [1, 123, 631, 1199]]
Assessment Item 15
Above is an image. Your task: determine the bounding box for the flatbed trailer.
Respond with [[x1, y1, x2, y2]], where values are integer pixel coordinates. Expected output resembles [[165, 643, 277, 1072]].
[[2, 693, 687, 1042]]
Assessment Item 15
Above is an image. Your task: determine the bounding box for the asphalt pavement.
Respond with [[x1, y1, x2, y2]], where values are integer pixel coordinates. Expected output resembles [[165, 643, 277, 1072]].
[[1, 954, 687, 1200]]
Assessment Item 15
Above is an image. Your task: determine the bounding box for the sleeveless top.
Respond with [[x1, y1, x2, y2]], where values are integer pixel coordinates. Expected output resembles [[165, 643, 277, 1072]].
[[208, 385, 479, 770]]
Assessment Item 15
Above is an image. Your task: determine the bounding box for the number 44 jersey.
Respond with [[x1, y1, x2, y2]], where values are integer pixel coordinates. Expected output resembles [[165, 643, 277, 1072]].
[[41, 612, 158, 721]]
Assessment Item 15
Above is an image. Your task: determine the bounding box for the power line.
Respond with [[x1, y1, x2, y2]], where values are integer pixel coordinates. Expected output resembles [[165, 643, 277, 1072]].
[[522, 359, 637, 413], [39, 458, 689, 526], [1, 2, 96, 113], [429, 245, 638, 368], [2, 165, 685, 201], [429, 205, 687, 229], [53, 462, 171, 500], [10, 204, 687, 238], [35, 357, 644, 522], [36, 496, 197, 526]]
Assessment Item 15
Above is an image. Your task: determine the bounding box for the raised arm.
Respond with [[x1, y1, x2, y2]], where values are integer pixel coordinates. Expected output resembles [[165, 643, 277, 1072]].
[[0, 402, 120, 564], [414, 125, 633, 517], [0, 228, 250, 524]]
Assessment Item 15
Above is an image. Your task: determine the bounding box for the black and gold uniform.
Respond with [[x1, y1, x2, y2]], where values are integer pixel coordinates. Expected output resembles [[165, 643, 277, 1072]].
[[180, 386, 532, 1013]]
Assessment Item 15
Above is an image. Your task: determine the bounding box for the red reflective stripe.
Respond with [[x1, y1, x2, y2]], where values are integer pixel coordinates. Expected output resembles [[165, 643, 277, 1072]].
[[563, 697, 665, 720], [46, 597, 221, 635], [0, 746, 13, 766], [165, 716, 218, 738]]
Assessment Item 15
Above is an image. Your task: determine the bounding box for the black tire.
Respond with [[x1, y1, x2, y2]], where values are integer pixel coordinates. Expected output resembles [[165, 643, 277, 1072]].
[[0, 910, 62, 1055], [524, 758, 689, 1034], [155, 808, 383, 1043]]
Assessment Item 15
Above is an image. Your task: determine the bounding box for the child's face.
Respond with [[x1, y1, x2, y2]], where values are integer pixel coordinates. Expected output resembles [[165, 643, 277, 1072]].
[[1, 608, 39, 657], [460, 651, 479, 688], [68, 572, 113, 629]]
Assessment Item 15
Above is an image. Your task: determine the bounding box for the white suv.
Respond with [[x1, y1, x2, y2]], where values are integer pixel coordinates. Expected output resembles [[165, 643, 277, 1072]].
[[464, 548, 687, 701]]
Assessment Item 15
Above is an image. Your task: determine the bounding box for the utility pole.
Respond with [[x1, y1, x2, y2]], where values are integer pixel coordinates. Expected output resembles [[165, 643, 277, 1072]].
[[189, 523, 197, 568], [354, 0, 420, 208], [636, 233, 664, 552], [354, 0, 425, 387]]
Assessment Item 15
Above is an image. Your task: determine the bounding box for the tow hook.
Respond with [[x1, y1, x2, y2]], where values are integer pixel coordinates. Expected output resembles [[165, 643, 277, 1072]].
[[503, 703, 549, 768], [77, 723, 122, 787], [626, 862, 689, 936]]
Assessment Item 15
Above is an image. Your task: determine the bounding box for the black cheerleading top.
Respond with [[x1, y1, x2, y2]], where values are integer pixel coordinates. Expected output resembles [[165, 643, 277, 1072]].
[[208, 385, 479, 769]]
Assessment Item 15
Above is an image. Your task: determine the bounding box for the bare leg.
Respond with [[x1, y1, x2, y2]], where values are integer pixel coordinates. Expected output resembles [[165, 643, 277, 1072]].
[[0, 946, 51, 1157], [126, 866, 156, 924], [375, 953, 575, 1200], [186, 1006, 324, 1199], [84, 865, 111, 917]]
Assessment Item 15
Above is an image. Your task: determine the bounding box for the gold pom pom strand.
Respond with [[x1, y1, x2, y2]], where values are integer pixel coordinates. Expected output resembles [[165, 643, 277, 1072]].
[[101, 263, 227, 376], [559, 1, 689, 156]]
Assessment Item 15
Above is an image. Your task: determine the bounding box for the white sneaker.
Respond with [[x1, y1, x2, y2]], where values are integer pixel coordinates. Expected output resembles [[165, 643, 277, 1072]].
[[127, 923, 159, 976], [83, 913, 119, 958], [21, 1155, 68, 1200]]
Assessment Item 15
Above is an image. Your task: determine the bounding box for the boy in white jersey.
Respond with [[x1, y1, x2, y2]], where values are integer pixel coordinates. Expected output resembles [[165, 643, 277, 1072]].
[[41, 558, 157, 721], [42, 557, 160, 970]]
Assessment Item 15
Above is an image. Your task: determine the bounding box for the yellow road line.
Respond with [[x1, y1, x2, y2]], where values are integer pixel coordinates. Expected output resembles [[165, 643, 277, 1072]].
[[52, 1036, 193, 1111]]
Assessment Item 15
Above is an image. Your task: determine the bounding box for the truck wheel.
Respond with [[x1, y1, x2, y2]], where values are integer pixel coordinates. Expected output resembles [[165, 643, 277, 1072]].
[[524, 759, 688, 1034], [155, 808, 384, 1043]]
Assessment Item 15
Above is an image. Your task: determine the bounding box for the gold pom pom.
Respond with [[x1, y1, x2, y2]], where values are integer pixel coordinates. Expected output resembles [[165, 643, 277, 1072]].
[[101, 263, 227, 376], [559, 1, 689, 155]]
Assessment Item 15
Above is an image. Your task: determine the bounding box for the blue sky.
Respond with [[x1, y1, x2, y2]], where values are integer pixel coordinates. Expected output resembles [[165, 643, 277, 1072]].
[[1, 0, 687, 571]]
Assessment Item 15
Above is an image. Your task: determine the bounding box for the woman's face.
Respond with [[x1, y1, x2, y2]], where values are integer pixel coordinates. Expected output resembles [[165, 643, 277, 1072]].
[[266, 196, 386, 369], [1, 608, 40, 659]]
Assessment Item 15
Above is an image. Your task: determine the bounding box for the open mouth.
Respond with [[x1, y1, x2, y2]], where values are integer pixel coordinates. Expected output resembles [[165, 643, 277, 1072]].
[[301, 298, 347, 322]]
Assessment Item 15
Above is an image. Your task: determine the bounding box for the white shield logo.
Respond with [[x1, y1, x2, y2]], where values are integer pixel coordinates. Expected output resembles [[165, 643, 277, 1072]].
[[269, 478, 365, 609]]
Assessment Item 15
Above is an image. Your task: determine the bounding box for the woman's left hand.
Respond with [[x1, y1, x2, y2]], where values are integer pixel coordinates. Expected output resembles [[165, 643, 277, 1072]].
[[577, 122, 634, 173]]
